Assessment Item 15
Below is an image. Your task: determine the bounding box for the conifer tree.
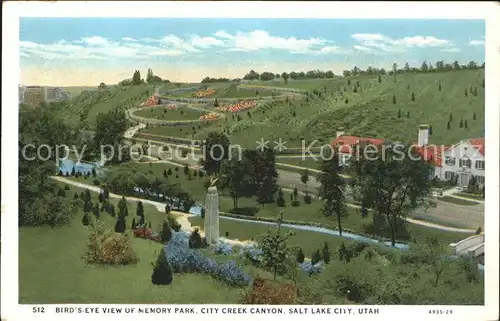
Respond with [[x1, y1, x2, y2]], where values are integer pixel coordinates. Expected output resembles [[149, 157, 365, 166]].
[[151, 250, 173, 285], [296, 247, 305, 263], [311, 249, 322, 265], [322, 242, 331, 264]]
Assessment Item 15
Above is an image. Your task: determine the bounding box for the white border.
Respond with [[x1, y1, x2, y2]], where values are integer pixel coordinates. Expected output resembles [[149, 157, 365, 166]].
[[2, 2, 499, 321]]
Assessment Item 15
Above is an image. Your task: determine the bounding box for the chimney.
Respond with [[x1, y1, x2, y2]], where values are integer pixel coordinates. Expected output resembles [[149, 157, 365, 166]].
[[336, 127, 345, 138], [418, 124, 429, 146]]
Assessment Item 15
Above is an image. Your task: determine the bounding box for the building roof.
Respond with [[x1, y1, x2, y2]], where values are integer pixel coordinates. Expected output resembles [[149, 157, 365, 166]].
[[331, 135, 385, 154], [467, 138, 485, 156]]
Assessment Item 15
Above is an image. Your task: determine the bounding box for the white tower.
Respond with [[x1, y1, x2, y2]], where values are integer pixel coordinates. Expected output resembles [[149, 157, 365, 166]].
[[204, 185, 220, 245], [418, 124, 429, 147]]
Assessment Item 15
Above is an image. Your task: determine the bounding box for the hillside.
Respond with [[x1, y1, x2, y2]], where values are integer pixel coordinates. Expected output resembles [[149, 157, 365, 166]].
[[140, 69, 484, 149]]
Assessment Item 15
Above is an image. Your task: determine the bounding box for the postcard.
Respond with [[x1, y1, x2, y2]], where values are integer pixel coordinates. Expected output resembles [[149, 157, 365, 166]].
[[2, 1, 499, 321]]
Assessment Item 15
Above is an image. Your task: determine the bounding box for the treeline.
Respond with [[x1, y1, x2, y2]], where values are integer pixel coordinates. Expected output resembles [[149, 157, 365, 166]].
[[118, 69, 170, 86], [242, 69, 336, 82], [201, 77, 232, 83], [342, 60, 485, 77]]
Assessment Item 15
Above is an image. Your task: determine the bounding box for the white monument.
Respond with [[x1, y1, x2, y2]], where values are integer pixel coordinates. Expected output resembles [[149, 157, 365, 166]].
[[204, 177, 220, 245]]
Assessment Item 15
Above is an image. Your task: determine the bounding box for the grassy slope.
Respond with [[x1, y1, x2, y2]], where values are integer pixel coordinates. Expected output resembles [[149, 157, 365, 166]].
[[142, 70, 484, 148], [19, 183, 243, 304], [134, 106, 206, 121]]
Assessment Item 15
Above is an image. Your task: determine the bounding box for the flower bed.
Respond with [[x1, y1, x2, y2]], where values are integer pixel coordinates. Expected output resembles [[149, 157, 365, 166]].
[[165, 232, 251, 286], [140, 95, 160, 107], [194, 88, 216, 98], [212, 240, 234, 255], [215, 100, 257, 113], [199, 113, 219, 121]]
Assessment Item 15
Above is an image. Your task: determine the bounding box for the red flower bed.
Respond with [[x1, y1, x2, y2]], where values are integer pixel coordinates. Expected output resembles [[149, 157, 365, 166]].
[[245, 278, 298, 304], [133, 228, 161, 242], [215, 100, 256, 113], [140, 95, 160, 107]]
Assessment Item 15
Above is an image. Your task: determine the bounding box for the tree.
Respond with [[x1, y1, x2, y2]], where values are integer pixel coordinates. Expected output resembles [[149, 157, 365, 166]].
[[136, 201, 144, 218], [438, 82, 442, 91], [414, 237, 451, 286], [429, 125, 433, 135], [407, 111, 410, 118], [82, 213, 90, 226], [259, 211, 294, 280], [459, 119, 464, 128], [345, 97, 349, 104], [318, 152, 347, 235], [98, 82, 107, 89], [349, 143, 433, 246], [114, 214, 126, 233], [300, 169, 309, 189], [183, 164, 189, 175], [392, 95, 396, 104], [220, 152, 254, 209], [465, 88, 468, 96], [322, 242, 331, 264], [482, 78, 485, 88], [473, 112, 477, 120], [420, 61, 428, 72], [118, 197, 128, 217], [449, 113, 453, 123], [165, 204, 171, 214], [296, 247, 305, 263], [202, 132, 230, 174], [378, 75, 382, 83], [447, 122, 451, 130], [411, 92, 415, 102], [464, 120, 468, 129], [293, 187, 298, 201], [189, 228, 204, 248], [151, 249, 173, 285], [276, 188, 286, 207], [311, 249, 322, 265], [397, 109, 401, 118], [214, 98, 219, 107], [131, 218, 137, 229]]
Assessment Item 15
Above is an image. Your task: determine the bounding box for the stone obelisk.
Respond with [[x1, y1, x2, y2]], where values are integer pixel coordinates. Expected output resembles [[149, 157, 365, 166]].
[[204, 177, 220, 245]]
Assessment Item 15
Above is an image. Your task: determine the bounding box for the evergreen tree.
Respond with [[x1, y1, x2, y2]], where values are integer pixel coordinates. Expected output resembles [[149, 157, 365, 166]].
[[136, 201, 144, 217], [393, 95, 396, 104], [83, 189, 92, 203], [189, 228, 204, 249], [276, 188, 286, 207], [447, 121, 451, 130], [407, 111, 410, 118], [103, 188, 109, 199], [378, 75, 382, 83], [118, 197, 128, 217], [429, 125, 433, 135], [91, 167, 97, 178], [293, 187, 298, 201], [438, 82, 442, 91], [473, 112, 477, 120], [459, 119, 464, 128], [322, 242, 331, 264], [163, 169, 167, 178], [161, 220, 172, 243], [151, 250, 173, 285], [74, 192, 79, 200], [98, 191, 104, 203], [148, 221, 152, 229], [311, 249, 322, 265], [397, 110, 401, 118], [296, 247, 305, 263], [347, 79, 351, 86], [345, 97, 349, 104], [165, 204, 171, 214], [464, 120, 468, 129], [114, 214, 126, 233], [300, 169, 309, 189], [93, 203, 100, 219], [71, 166, 76, 176], [411, 92, 415, 101], [465, 88, 468, 96], [482, 78, 485, 88], [82, 213, 90, 226], [131, 218, 137, 229]]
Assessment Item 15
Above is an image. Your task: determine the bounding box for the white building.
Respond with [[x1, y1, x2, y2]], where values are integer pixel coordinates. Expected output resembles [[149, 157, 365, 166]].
[[332, 125, 485, 188], [435, 138, 485, 187], [60, 92, 72, 101]]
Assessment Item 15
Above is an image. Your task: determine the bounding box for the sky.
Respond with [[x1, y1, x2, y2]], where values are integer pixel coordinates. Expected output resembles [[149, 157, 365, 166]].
[[19, 18, 485, 86]]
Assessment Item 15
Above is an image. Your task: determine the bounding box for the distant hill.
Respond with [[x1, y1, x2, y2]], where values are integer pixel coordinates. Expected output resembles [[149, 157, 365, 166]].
[[225, 69, 484, 147]]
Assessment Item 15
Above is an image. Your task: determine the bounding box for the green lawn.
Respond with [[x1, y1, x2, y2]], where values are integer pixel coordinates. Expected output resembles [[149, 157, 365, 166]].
[[275, 156, 323, 170], [19, 183, 243, 304], [124, 163, 470, 245], [134, 106, 207, 121], [438, 196, 480, 206], [455, 192, 484, 201]]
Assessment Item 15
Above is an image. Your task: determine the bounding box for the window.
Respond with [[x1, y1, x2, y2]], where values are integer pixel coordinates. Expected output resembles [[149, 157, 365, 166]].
[[445, 171, 455, 180], [477, 176, 485, 184], [475, 160, 485, 170], [445, 157, 456, 166], [459, 157, 471, 168]]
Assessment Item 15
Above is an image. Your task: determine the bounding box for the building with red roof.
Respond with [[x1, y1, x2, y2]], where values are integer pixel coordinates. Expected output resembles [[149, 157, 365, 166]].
[[330, 126, 484, 188]]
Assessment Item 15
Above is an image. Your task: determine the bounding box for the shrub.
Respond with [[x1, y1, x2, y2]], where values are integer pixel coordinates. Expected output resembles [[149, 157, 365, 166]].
[[303, 192, 312, 204], [213, 240, 233, 255], [82, 213, 90, 226], [215, 260, 252, 286], [151, 249, 173, 285], [114, 215, 126, 233], [84, 224, 139, 266], [161, 221, 173, 243], [57, 188, 66, 198], [239, 243, 264, 265], [291, 200, 301, 207], [296, 247, 305, 263], [245, 278, 298, 304], [167, 214, 182, 232], [276, 188, 286, 207], [189, 228, 204, 249], [322, 242, 331, 264], [311, 249, 322, 265], [64, 184, 70, 191], [93, 179, 100, 186]]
